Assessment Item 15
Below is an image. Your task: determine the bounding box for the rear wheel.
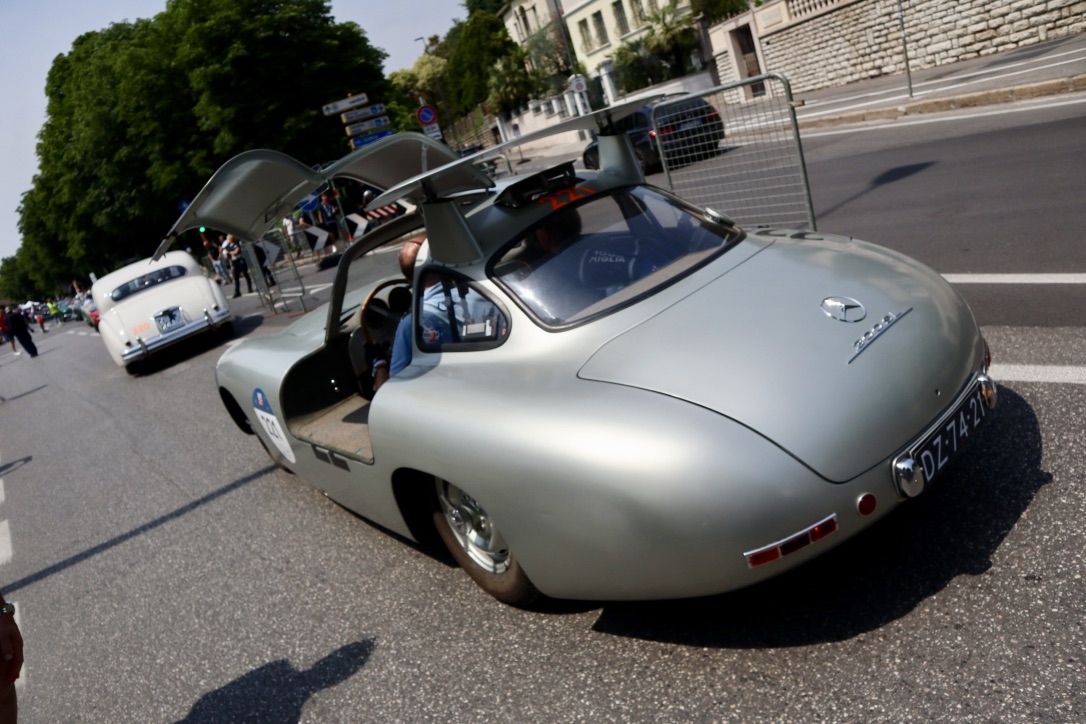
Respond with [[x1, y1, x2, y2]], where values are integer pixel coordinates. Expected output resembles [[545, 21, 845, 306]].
[[432, 477, 539, 607]]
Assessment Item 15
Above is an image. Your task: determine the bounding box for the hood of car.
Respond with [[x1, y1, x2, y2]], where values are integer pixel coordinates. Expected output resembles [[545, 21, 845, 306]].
[[578, 233, 981, 482]]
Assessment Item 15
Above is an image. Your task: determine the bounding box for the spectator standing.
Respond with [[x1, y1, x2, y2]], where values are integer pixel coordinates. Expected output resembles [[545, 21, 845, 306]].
[[316, 192, 341, 256], [4, 308, 36, 357], [0, 310, 15, 355], [0, 591, 23, 723], [46, 298, 62, 327], [202, 233, 230, 285], [223, 234, 253, 299]]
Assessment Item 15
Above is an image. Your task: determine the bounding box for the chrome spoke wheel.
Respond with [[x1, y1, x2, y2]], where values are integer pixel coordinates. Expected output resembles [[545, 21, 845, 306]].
[[436, 479, 511, 574]]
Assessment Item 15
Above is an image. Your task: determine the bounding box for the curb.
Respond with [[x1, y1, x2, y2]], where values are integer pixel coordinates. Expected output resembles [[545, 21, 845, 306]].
[[798, 73, 1086, 129]]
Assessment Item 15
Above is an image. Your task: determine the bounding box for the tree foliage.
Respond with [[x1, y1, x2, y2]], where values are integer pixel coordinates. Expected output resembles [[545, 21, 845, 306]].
[[3, 0, 390, 298], [643, 0, 697, 78], [611, 39, 667, 94], [690, 0, 752, 25], [465, 0, 504, 15], [443, 11, 516, 117], [486, 47, 548, 116]]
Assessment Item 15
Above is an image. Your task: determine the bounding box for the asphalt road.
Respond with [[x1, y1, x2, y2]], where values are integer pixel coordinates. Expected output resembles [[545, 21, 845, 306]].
[[1, 98, 1083, 722]]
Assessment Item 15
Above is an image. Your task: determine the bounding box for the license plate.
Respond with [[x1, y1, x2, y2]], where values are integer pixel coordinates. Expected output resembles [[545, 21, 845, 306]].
[[913, 383, 989, 485], [679, 119, 702, 131], [155, 307, 184, 333]]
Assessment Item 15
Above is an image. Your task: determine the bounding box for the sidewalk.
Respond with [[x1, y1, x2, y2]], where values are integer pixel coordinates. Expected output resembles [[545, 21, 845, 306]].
[[517, 30, 1086, 164], [794, 30, 1086, 128]]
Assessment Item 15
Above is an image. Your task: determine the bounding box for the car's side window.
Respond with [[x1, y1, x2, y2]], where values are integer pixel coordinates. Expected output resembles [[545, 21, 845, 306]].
[[416, 269, 511, 353]]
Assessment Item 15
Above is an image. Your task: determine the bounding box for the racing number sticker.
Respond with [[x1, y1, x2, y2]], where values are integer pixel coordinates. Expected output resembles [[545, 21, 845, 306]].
[[537, 186, 593, 210], [252, 388, 296, 464]]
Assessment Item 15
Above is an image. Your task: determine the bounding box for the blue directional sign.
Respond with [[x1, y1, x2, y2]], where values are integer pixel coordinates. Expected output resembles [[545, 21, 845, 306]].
[[322, 92, 369, 116], [341, 104, 386, 123], [345, 116, 391, 137], [350, 129, 394, 149]]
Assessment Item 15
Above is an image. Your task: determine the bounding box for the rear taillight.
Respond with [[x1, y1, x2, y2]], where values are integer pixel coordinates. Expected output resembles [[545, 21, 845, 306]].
[[744, 514, 838, 568]]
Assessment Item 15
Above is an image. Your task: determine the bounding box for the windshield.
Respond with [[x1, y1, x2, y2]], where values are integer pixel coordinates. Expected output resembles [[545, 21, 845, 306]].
[[111, 265, 187, 302], [490, 186, 741, 326]]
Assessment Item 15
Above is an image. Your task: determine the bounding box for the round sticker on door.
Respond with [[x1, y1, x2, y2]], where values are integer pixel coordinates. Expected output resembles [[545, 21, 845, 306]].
[[252, 388, 296, 464]]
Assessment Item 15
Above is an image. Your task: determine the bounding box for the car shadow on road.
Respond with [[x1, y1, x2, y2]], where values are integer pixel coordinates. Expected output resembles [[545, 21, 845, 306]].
[[125, 317, 263, 376], [591, 385, 1049, 647]]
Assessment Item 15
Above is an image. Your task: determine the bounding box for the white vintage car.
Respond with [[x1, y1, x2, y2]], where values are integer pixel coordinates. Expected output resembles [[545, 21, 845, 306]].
[[91, 251, 232, 372]]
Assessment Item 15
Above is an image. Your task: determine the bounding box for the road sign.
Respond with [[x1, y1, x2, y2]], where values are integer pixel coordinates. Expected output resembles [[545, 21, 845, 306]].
[[421, 123, 442, 140], [322, 92, 370, 116], [344, 116, 391, 137], [350, 129, 394, 149], [340, 103, 386, 123], [416, 105, 437, 125]]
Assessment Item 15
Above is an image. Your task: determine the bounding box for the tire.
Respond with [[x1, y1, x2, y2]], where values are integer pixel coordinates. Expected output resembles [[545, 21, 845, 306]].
[[432, 477, 540, 607]]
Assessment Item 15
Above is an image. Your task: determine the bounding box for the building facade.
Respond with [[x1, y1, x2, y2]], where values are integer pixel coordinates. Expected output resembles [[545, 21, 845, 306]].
[[710, 0, 1086, 95], [561, 0, 695, 104]]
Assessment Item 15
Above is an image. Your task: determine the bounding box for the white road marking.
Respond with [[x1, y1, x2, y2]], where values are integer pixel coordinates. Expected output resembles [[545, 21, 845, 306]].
[[0, 519, 10, 566], [990, 364, 1086, 385], [943, 273, 1086, 284], [803, 96, 1086, 136]]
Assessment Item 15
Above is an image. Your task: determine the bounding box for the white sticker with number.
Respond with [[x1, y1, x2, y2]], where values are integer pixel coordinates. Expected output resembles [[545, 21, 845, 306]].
[[252, 388, 296, 463]]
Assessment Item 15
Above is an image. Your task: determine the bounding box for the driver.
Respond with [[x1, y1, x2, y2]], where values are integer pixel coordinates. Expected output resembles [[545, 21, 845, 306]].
[[373, 236, 492, 390], [372, 237, 427, 390]]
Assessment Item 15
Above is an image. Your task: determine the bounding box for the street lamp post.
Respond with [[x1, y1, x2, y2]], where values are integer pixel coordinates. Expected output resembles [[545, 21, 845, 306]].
[[897, 0, 914, 98]]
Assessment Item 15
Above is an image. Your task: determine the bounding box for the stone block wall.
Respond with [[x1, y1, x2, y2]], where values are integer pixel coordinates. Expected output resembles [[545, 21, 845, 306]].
[[722, 0, 1085, 94]]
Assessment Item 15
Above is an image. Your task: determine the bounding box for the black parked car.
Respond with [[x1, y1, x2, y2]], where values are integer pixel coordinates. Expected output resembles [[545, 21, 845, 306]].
[[582, 95, 725, 173]]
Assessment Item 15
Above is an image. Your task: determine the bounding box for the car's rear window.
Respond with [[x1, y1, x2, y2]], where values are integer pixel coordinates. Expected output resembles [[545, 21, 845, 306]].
[[490, 186, 741, 327], [111, 265, 187, 302]]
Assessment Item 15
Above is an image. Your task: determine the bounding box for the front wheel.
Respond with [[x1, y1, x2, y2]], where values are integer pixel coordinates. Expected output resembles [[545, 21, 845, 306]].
[[432, 478, 540, 607]]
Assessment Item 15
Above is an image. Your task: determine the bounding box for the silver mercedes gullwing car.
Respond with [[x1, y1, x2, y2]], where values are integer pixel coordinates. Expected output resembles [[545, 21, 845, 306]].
[[92, 251, 233, 373], [157, 101, 996, 607]]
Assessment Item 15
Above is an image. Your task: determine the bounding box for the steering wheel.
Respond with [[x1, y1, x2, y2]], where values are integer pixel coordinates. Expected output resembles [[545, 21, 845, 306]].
[[360, 278, 412, 344]]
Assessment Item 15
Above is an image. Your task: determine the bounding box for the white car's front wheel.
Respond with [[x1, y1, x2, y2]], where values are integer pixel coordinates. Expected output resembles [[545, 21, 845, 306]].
[[432, 477, 539, 607]]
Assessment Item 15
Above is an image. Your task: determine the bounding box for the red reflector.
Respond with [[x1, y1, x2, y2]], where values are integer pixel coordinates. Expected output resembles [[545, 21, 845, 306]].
[[648, 130, 657, 139], [809, 517, 838, 542], [857, 494, 877, 516], [747, 547, 781, 567], [779, 532, 812, 556]]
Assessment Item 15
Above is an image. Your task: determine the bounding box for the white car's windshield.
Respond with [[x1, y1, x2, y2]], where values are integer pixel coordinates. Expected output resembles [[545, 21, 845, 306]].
[[111, 265, 187, 302], [490, 186, 741, 326]]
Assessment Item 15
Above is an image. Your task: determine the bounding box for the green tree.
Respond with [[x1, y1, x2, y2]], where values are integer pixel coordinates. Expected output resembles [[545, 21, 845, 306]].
[[644, 0, 697, 78], [6, 0, 390, 294], [611, 39, 666, 93], [486, 47, 547, 116], [443, 11, 516, 117], [465, 0, 504, 15], [690, 0, 751, 25], [523, 18, 575, 89]]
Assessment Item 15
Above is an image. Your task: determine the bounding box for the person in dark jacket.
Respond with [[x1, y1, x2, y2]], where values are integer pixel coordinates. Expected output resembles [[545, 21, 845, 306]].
[[3, 308, 36, 358]]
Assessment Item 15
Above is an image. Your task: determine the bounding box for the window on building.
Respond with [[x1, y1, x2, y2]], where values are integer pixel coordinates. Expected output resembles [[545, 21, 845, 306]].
[[592, 11, 609, 47], [613, 1, 631, 36], [578, 19, 592, 52]]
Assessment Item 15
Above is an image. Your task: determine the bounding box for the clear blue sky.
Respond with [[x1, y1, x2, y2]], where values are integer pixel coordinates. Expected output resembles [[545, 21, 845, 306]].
[[0, 0, 467, 262]]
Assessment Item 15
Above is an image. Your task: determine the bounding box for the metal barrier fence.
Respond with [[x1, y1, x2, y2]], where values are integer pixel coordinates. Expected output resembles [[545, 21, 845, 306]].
[[653, 73, 815, 231]]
